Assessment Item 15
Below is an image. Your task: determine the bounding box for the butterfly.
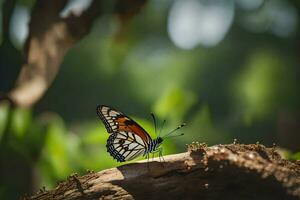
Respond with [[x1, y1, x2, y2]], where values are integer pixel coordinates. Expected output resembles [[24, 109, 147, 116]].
[[96, 105, 185, 162]]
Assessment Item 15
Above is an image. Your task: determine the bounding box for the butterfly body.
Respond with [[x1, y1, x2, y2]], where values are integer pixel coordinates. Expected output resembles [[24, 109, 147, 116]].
[[97, 105, 164, 162], [144, 137, 163, 155]]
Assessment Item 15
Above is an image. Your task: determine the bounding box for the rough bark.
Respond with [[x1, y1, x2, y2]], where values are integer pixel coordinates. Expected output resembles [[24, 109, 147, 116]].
[[7, 0, 102, 108], [3, 0, 149, 108], [24, 143, 300, 200]]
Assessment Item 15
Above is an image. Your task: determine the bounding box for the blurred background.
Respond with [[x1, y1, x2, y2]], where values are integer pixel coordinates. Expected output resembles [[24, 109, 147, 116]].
[[0, 0, 300, 199]]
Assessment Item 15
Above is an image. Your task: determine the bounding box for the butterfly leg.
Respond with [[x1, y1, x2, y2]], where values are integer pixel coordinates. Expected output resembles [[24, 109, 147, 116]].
[[158, 147, 165, 167], [152, 152, 155, 161], [146, 153, 150, 171]]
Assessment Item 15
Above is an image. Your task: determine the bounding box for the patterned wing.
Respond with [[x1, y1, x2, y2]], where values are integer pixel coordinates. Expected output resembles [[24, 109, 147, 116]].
[[97, 105, 152, 144], [106, 131, 146, 162]]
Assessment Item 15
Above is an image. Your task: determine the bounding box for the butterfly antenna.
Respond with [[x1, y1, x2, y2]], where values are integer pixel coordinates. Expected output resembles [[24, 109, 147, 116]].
[[158, 119, 166, 137], [164, 133, 184, 139], [162, 123, 186, 138], [151, 113, 157, 136]]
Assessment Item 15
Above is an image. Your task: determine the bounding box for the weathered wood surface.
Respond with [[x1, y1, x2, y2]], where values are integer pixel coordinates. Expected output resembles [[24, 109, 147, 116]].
[[25, 143, 300, 200]]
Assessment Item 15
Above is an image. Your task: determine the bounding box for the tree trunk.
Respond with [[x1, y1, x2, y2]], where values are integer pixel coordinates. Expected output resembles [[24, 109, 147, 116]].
[[24, 143, 300, 200]]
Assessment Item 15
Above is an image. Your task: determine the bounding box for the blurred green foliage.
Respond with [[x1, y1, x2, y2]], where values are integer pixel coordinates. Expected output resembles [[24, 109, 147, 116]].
[[233, 50, 298, 123], [1, 0, 300, 199], [0, 103, 176, 191], [0, 101, 9, 141]]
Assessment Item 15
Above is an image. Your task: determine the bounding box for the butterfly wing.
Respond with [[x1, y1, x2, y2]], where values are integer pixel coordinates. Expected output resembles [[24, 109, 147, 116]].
[[106, 131, 146, 162], [97, 105, 152, 144], [97, 105, 153, 162]]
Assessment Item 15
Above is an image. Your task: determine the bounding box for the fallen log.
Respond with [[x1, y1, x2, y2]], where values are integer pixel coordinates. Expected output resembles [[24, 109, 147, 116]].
[[24, 143, 300, 200]]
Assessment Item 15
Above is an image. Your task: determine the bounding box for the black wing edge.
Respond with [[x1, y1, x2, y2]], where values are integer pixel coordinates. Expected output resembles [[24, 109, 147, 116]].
[[96, 105, 150, 140], [96, 105, 114, 133]]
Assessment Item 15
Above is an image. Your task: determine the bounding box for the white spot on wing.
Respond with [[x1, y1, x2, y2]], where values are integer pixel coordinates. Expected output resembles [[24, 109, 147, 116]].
[[123, 151, 131, 158], [109, 110, 119, 116], [119, 149, 125, 155], [114, 145, 122, 151], [117, 134, 127, 140], [102, 107, 109, 112], [124, 140, 131, 145], [128, 143, 140, 149], [135, 135, 145, 145], [126, 149, 144, 161]]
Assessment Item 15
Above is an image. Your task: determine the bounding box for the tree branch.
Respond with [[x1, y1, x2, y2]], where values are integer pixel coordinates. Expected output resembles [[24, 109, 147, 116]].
[[4, 0, 150, 108], [7, 0, 102, 107], [24, 143, 300, 200]]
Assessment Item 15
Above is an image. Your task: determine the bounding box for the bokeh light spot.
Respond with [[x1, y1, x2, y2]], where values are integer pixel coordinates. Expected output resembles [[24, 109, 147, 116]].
[[168, 0, 234, 49]]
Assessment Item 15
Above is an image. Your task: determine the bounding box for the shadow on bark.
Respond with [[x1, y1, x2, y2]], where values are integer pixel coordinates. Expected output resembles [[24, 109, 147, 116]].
[[24, 143, 300, 200]]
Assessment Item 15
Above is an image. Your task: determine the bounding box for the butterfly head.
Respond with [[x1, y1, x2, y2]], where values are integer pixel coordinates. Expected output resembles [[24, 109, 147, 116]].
[[150, 137, 164, 152], [156, 137, 163, 145]]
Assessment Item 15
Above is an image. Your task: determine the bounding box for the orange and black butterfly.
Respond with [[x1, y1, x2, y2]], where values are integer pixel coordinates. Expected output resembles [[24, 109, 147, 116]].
[[96, 105, 185, 162]]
